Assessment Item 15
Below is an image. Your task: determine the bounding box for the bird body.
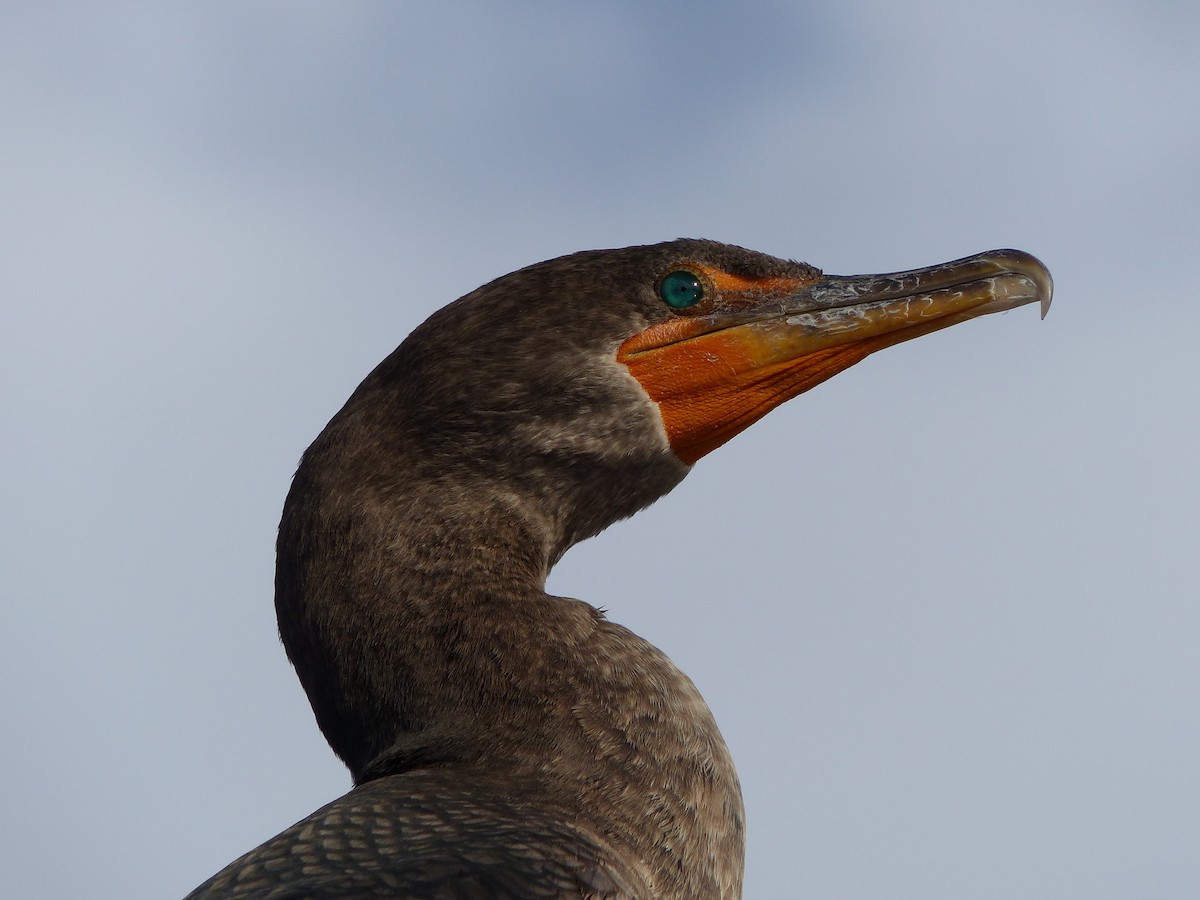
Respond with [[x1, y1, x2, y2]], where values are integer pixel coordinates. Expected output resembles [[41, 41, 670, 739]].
[[187, 240, 1050, 898]]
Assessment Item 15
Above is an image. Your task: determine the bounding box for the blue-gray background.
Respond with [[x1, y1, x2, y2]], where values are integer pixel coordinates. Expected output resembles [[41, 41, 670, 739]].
[[4, 3, 1197, 897]]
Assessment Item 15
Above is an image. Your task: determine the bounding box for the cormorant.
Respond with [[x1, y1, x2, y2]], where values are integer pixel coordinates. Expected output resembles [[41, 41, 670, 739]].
[[186, 240, 1051, 899]]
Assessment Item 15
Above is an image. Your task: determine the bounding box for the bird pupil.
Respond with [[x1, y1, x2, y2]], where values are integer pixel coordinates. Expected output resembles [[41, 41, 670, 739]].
[[660, 271, 704, 309]]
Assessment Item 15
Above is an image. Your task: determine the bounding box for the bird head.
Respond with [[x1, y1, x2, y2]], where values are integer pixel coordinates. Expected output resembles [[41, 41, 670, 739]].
[[348, 240, 1050, 540]]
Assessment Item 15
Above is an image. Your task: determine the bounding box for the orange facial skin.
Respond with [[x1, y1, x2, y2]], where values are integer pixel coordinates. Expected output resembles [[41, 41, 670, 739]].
[[619, 317, 875, 465]]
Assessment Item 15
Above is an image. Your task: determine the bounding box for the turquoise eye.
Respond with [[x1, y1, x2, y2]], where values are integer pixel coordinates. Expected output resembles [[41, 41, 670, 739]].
[[659, 270, 705, 310]]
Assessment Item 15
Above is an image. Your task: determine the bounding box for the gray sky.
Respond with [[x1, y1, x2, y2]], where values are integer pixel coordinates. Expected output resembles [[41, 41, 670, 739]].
[[4, 2, 1198, 897]]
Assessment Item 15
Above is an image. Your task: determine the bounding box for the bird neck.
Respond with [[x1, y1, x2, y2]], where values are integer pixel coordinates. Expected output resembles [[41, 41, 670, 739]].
[[273, 397, 744, 896]]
